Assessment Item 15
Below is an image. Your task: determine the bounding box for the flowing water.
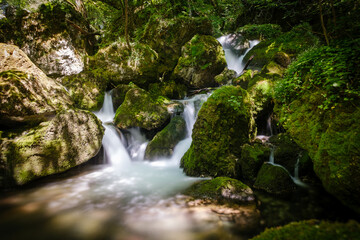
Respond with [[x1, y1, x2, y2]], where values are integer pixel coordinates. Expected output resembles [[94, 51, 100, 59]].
[[1, 93, 240, 240], [217, 34, 260, 75]]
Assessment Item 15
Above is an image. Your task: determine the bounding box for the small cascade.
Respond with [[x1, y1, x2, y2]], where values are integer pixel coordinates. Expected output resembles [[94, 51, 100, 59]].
[[125, 128, 148, 162], [266, 115, 274, 137], [94, 91, 132, 167], [217, 34, 260, 75], [267, 148, 308, 188]]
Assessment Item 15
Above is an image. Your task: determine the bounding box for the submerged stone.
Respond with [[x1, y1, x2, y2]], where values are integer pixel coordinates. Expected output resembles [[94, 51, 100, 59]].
[[181, 86, 254, 177], [0, 109, 104, 186], [145, 116, 187, 160]]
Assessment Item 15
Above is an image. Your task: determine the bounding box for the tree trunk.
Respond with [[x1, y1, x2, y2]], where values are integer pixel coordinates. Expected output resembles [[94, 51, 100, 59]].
[[318, 0, 330, 46]]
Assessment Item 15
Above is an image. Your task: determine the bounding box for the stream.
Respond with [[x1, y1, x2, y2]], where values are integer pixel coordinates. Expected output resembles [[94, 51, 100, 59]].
[[0, 35, 356, 240]]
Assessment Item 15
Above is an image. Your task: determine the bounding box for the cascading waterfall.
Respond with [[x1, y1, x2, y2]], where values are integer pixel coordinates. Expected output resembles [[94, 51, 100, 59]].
[[217, 34, 260, 75]]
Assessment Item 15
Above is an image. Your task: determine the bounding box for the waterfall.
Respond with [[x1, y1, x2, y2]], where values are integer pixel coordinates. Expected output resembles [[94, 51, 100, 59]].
[[217, 34, 260, 75], [94, 92, 131, 167]]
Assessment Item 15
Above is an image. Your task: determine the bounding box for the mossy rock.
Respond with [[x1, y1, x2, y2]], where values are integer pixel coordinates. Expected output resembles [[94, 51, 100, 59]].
[[88, 40, 160, 88], [251, 220, 360, 240], [254, 163, 297, 195], [269, 133, 303, 174], [173, 34, 227, 89], [214, 68, 236, 86], [243, 23, 319, 69], [141, 16, 212, 73], [112, 83, 138, 111], [276, 91, 360, 213], [239, 143, 271, 182], [262, 61, 285, 77], [248, 77, 275, 117], [0, 44, 72, 126], [114, 88, 170, 132], [148, 80, 187, 100], [274, 52, 291, 68], [0, 109, 104, 186], [62, 71, 106, 111], [181, 86, 254, 177], [184, 177, 255, 203], [144, 116, 186, 160], [233, 70, 259, 89]]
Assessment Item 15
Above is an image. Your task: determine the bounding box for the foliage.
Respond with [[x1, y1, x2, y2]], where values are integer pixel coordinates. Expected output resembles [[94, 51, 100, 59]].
[[275, 39, 360, 110], [237, 24, 282, 40]]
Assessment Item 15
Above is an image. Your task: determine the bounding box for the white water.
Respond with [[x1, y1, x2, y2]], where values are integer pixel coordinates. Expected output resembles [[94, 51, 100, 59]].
[[217, 34, 260, 75]]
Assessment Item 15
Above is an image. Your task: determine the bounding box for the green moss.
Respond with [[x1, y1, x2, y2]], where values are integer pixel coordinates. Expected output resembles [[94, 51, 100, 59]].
[[181, 86, 254, 177], [148, 80, 187, 100], [251, 220, 360, 240], [184, 177, 254, 203], [145, 116, 186, 160], [114, 87, 170, 131], [276, 90, 360, 213], [239, 143, 270, 182], [254, 163, 297, 195]]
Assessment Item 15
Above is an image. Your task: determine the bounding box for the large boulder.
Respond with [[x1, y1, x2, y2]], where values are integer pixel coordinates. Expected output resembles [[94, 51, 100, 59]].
[[0, 2, 97, 76], [144, 116, 186, 160], [184, 177, 255, 203], [0, 109, 104, 186], [173, 34, 227, 89], [114, 88, 170, 132], [141, 16, 212, 73], [88, 41, 159, 88], [181, 86, 254, 177], [62, 71, 106, 111], [0, 43, 72, 126], [254, 162, 297, 195], [251, 220, 360, 240], [277, 91, 360, 213]]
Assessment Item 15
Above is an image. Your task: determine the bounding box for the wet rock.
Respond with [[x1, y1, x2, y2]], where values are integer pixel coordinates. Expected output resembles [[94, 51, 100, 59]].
[[0, 109, 104, 186], [114, 88, 170, 132], [254, 163, 297, 195], [184, 177, 255, 203], [145, 116, 187, 160], [173, 34, 227, 89], [0, 43, 72, 126], [239, 143, 271, 182], [181, 86, 254, 177], [274, 51, 291, 68], [112, 83, 138, 111], [214, 68, 237, 85], [251, 220, 360, 240]]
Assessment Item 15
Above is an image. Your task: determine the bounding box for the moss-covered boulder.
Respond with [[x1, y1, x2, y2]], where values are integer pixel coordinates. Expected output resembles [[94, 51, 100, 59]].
[[254, 163, 297, 195], [239, 143, 271, 182], [214, 68, 236, 86], [184, 177, 255, 203], [262, 61, 285, 77], [114, 88, 170, 132], [0, 44, 72, 126], [88, 41, 159, 88], [268, 133, 303, 174], [173, 34, 227, 89], [0, 109, 104, 186], [181, 86, 254, 177], [243, 23, 319, 69], [62, 71, 106, 111], [141, 16, 212, 73], [112, 83, 138, 111], [251, 220, 360, 240], [276, 92, 360, 213], [148, 80, 187, 100], [144, 116, 186, 160]]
